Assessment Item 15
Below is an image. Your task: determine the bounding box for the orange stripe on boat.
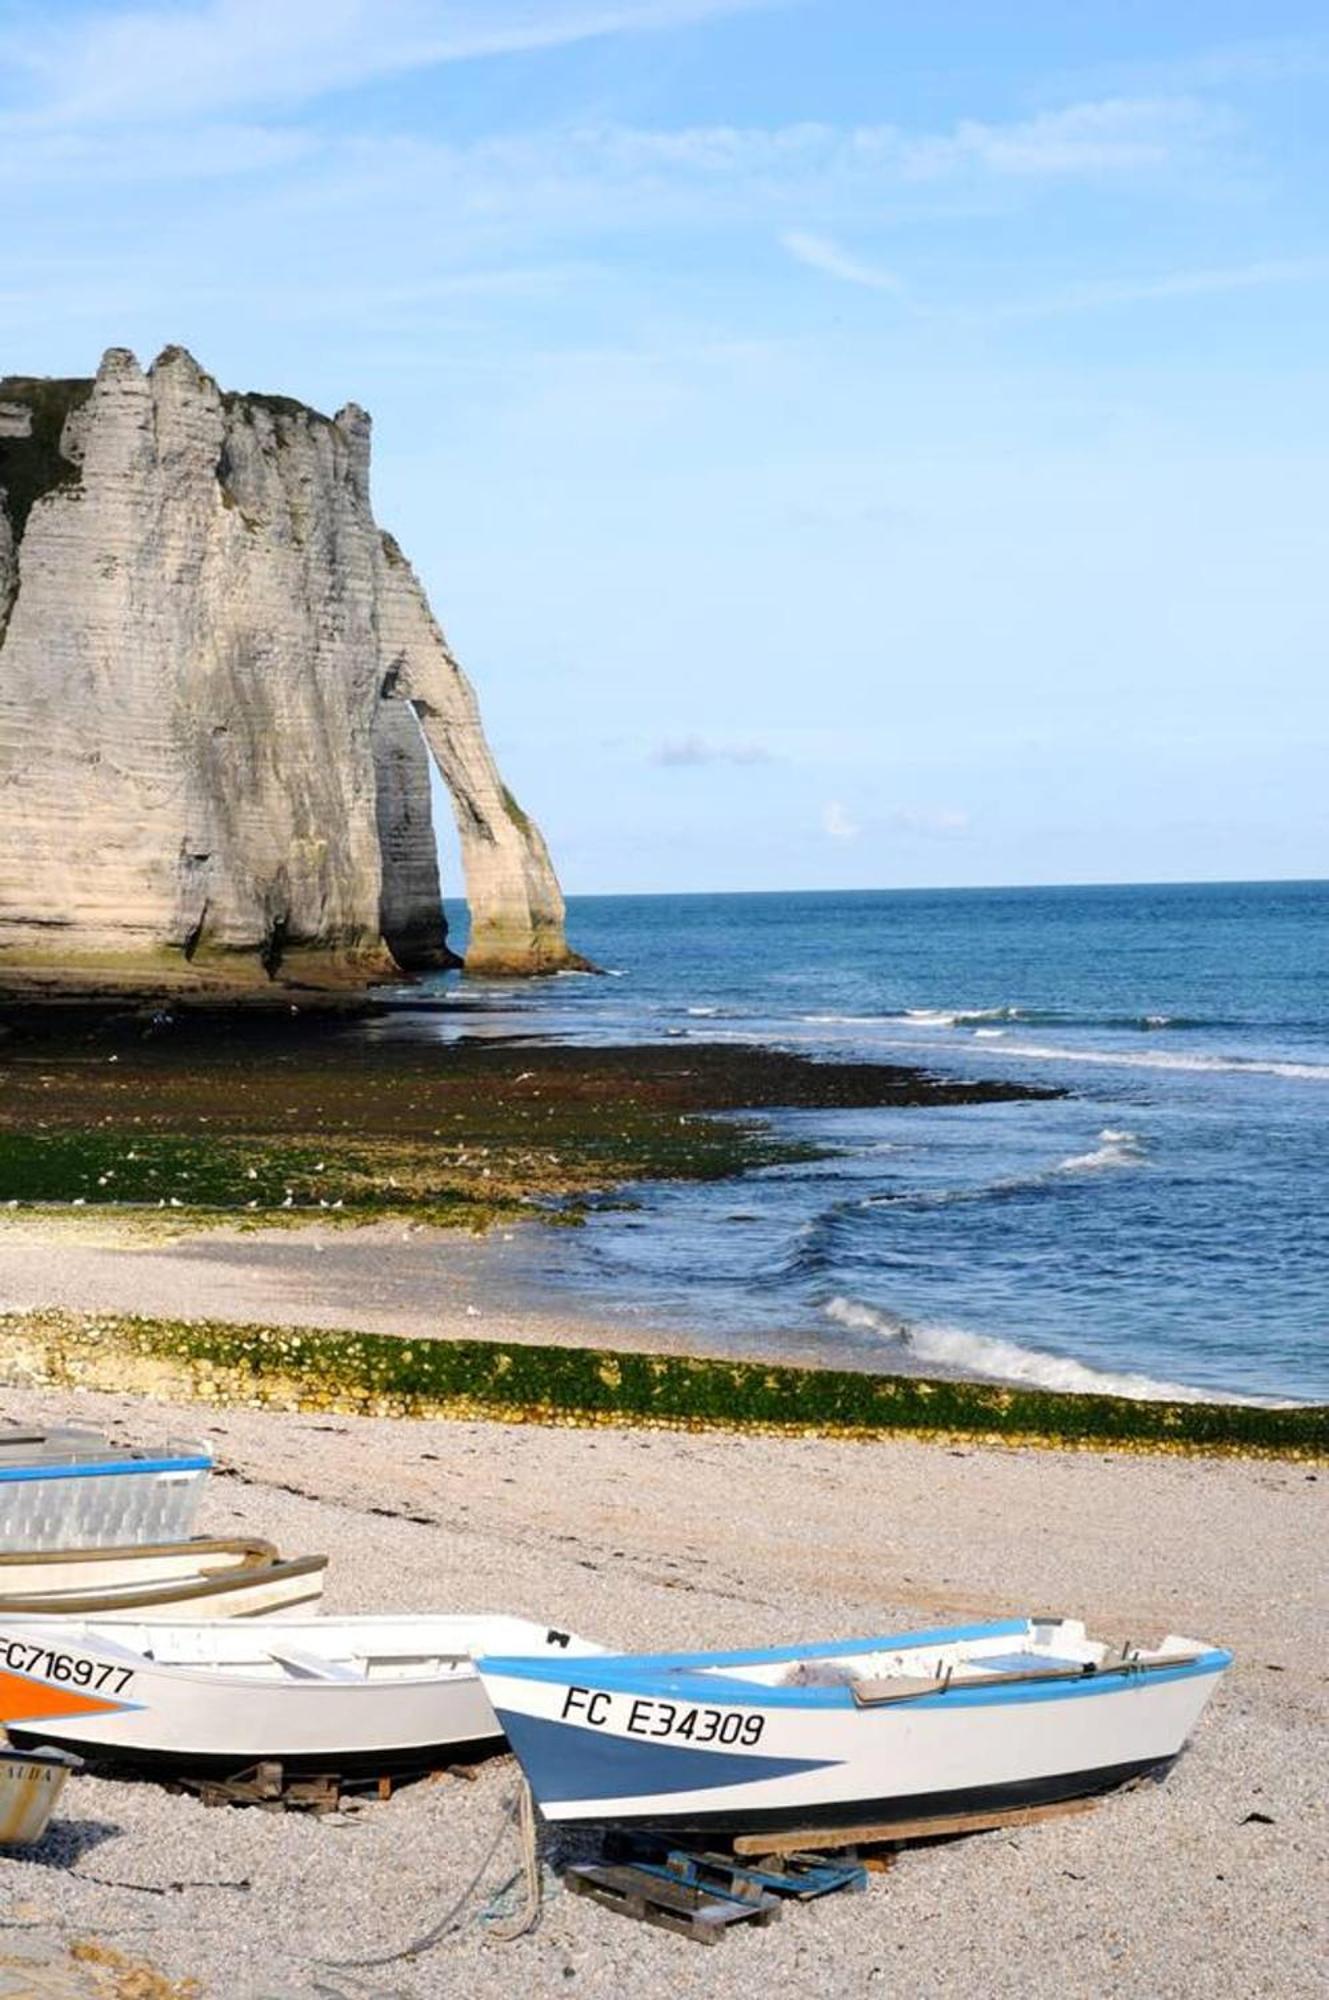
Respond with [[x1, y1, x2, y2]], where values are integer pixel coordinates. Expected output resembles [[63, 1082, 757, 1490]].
[[0, 1668, 133, 1723]]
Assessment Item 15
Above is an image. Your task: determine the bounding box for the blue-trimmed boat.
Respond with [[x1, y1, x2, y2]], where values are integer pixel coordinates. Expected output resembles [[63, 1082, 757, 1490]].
[[477, 1616, 1230, 1835], [0, 1429, 212, 1551]]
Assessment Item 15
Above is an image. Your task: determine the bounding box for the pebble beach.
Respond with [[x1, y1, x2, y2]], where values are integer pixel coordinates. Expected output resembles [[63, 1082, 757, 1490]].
[[0, 1379, 1322, 2000]]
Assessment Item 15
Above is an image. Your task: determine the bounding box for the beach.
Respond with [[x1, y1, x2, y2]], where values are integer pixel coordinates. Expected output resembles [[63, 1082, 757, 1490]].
[[0, 1379, 1322, 1998], [0, 945, 1324, 1995]]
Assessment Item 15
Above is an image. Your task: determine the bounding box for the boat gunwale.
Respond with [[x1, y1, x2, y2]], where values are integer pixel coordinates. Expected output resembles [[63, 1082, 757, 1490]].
[[0, 1552, 328, 1617], [0, 1537, 277, 1575], [477, 1623, 1233, 1711], [0, 1454, 212, 1484], [0, 1614, 595, 1694]]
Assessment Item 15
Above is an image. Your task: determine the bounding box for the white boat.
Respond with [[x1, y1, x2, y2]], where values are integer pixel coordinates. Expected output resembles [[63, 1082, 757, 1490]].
[[0, 1429, 211, 1550], [0, 1615, 603, 1776], [476, 1615, 1232, 1835], [0, 1743, 83, 1846], [0, 1537, 327, 1619], [0, 1537, 281, 1597]]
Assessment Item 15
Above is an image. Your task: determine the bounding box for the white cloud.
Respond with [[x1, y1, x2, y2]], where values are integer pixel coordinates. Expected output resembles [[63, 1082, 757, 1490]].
[[782, 231, 904, 293], [653, 734, 775, 766], [822, 801, 858, 842], [896, 96, 1226, 181], [2, 0, 778, 127]]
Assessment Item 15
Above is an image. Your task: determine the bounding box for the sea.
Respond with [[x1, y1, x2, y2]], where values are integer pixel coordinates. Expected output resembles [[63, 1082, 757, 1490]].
[[392, 881, 1327, 1406]]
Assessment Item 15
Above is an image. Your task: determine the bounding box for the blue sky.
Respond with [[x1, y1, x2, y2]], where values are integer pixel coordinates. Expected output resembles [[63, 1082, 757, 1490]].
[[2, 1, 1326, 893]]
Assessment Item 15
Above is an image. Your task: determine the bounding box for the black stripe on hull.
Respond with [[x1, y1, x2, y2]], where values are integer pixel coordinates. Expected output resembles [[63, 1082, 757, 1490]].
[[6, 1727, 507, 1786], [571, 1754, 1175, 1837]]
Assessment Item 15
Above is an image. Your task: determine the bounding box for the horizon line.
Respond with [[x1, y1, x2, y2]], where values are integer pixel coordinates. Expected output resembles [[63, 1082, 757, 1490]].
[[548, 873, 1328, 901]]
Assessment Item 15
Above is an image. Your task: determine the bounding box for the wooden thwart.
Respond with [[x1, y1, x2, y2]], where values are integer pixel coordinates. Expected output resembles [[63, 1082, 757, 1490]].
[[734, 1793, 1098, 1857]]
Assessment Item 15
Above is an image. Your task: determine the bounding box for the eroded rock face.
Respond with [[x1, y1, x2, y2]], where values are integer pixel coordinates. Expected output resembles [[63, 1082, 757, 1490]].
[[0, 345, 576, 993]]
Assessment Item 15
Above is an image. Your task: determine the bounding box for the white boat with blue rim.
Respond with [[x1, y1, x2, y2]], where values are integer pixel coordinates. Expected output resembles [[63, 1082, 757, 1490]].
[[476, 1615, 1231, 1835], [0, 1429, 212, 1551]]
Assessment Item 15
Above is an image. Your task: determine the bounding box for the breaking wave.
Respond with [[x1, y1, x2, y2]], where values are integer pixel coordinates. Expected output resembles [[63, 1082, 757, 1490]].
[[888, 1005, 1248, 1034], [823, 1296, 1278, 1405], [1055, 1127, 1146, 1173], [985, 1040, 1329, 1082]]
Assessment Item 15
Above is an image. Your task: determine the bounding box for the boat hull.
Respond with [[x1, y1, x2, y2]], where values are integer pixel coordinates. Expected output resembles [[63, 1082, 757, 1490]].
[[478, 1625, 1230, 1835], [0, 1615, 599, 1777], [0, 1745, 82, 1846], [0, 1449, 211, 1551]]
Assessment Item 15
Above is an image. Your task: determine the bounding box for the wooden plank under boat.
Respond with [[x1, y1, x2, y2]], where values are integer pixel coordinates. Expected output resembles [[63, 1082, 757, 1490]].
[[476, 1615, 1232, 1836], [0, 1615, 605, 1777]]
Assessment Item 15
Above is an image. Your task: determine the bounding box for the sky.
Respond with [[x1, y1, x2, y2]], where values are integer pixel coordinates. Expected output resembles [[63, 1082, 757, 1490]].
[[1, 1, 1326, 895]]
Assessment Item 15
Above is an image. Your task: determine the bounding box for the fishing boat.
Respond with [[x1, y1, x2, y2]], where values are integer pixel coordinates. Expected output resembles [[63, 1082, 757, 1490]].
[[0, 1428, 212, 1551], [476, 1616, 1231, 1835], [0, 1538, 327, 1619], [0, 1614, 603, 1777], [0, 1743, 83, 1845]]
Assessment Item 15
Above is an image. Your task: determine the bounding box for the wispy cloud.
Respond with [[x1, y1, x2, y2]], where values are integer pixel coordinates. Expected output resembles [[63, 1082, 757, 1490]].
[[653, 734, 775, 767], [897, 96, 1227, 181], [782, 231, 904, 293], [977, 255, 1329, 324], [2, 0, 779, 126]]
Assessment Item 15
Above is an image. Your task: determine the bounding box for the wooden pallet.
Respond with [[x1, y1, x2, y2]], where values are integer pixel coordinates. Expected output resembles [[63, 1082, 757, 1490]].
[[733, 1793, 1098, 1859], [566, 1860, 783, 1944], [605, 1834, 867, 1902]]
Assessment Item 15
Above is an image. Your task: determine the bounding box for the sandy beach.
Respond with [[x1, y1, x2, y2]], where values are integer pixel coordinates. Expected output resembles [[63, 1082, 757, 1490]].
[[0, 1376, 1322, 1999]]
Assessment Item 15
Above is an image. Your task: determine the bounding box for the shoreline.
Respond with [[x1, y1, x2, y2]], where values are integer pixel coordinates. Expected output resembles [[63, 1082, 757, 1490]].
[[0, 1208, 1312, 1432], [0, 1377, 1322, 1998]]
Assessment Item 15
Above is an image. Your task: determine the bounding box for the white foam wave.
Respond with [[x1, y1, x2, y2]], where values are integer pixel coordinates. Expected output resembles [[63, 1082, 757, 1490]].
[[799, 1013, 886, 1026], [1055, 1127, 1146, 1173], [973, 1027, 1006, 1040], [686, 1006, 720, 1017], [991, 1039, 1329, 1082], [823, 1296, 1274, 1404]]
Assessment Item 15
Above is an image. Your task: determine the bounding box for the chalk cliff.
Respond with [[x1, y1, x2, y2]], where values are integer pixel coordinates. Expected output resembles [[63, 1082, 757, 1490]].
[[0, 345, 578, 995]]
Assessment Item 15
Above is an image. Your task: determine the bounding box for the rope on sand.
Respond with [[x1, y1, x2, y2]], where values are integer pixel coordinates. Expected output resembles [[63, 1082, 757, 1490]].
[[316, 1776, 542, 1971], [484, 1779, 542, 1942]]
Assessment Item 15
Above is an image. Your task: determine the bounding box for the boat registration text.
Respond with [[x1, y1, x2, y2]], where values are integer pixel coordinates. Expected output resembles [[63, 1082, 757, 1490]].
[[560, 1685, 765, 1745], [0, 1639, 134, 1696]]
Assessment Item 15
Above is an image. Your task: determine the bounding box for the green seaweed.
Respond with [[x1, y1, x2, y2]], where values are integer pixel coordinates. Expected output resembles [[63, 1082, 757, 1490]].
[[3, 1310, 1323, 1460], [0, 1115, 811, 1220]]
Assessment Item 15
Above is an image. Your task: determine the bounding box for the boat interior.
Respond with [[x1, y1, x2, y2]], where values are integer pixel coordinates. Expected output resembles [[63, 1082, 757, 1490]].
[[14, 1615, 604, 1684], [742, 1620, 1213, 1700]]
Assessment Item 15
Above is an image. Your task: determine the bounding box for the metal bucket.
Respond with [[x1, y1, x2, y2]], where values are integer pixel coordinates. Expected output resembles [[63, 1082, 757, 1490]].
[[0, 1742, 82, 1845]]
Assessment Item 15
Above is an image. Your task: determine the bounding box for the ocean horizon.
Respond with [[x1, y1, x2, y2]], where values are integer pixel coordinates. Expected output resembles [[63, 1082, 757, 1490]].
[[397, 877, 1328, 1405]]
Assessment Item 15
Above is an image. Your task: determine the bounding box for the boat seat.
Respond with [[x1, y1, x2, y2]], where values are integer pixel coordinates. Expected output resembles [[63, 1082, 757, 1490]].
[[976, 1652, 1087, 1675], [852, 1675, 949, 1705], [265, 1648, 365, 1684]]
